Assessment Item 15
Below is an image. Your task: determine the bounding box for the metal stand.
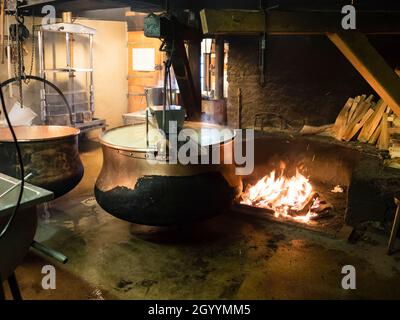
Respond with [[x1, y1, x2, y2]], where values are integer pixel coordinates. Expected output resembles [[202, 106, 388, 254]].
[[0, 273, 22, 300], [0, 279, 5, 300], [387, 197, 400, 255], [37, 22, 105, 131], [7, 272, 22, 300]]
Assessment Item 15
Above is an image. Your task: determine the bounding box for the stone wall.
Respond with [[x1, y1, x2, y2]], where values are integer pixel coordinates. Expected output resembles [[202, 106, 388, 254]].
[[227, 35, 400, 128]]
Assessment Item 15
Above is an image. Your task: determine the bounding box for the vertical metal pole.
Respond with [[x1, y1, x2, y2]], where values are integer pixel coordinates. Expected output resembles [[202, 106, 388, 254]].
[[388, 198, 400, 255], [0, 277, 5, 300], [0, 279, 6, 301], [145, 89, 149, 148], [89, 34, 94, 114], [38, 30, 47, 123], [7, 273, 22, 300], [6, 46, 13, 97], [65, 32, 71, 68]]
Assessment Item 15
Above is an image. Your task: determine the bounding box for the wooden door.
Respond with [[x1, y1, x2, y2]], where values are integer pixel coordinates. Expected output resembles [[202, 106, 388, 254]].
[[127, 31, 164, 112]]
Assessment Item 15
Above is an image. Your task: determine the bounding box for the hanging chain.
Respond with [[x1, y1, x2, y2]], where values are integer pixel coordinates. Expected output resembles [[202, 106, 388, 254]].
[[10, 3, 36, 105], [10, 1, 25, 107], [16, 15, 23, 107], [24, 14, 35, 85]]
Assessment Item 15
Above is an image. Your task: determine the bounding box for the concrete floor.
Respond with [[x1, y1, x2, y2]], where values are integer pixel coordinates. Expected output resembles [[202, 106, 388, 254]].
[[6, 139, 400, 300]]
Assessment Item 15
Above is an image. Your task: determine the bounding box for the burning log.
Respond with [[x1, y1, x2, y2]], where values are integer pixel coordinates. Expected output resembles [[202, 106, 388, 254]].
[[288, 191, 318, 216], [240, 164, 334, 223]]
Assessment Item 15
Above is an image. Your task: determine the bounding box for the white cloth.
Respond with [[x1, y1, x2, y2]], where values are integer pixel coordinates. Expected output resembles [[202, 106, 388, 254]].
[[5, 101, 38, 126]]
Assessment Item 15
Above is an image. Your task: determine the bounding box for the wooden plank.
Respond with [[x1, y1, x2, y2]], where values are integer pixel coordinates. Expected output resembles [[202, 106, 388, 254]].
[[359, 99, 387, 142], [389, 128, 400, 135], [344, 108, 374, 142], [378, 113, 390, 150], [300, 124, 334, 136], [200, 9, 400, 36], [347, 96, 363, 123], [341, 100, 371, 141], [333, 97, 353, 139], [369, 124, 381, 145], [347, 98, 371, 124], [389, 147, 400, 158], [327, 32, 400, 118]]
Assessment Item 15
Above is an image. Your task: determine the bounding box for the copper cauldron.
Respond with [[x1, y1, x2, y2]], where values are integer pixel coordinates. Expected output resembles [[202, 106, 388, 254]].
[[95, 122, 242, 226], [0, 126, 84, 198]]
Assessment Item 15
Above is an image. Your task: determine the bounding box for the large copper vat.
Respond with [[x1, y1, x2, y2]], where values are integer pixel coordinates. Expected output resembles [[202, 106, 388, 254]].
[[0, 126, 83, 198], [95, 122, 241, 226]]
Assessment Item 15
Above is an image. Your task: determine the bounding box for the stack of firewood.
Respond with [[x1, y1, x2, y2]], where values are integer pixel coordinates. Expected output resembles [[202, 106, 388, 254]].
[[300, 94, 400, 168], [332, 94, 395, 150]]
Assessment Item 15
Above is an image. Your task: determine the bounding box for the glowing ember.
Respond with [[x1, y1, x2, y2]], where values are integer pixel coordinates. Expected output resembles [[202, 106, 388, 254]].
[[241, 164, 320, 223]]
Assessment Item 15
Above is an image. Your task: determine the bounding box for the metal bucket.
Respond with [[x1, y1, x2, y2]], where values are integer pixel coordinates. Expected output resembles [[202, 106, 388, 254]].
[[145, 87, 180, 108], [95, 122, 242, 226], [0, 126, 84, 198]]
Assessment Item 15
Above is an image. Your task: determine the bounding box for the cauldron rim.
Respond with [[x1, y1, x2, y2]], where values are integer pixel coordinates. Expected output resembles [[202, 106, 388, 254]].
[[0, 125, 80, 143], [98, 121, 236, 153]]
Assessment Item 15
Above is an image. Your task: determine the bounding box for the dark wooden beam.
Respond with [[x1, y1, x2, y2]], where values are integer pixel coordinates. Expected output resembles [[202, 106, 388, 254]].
[[200, 9, 400, 35], [327, 31, 400, 117], [214, 37, 224, 99], [188, 39, 202, 119]]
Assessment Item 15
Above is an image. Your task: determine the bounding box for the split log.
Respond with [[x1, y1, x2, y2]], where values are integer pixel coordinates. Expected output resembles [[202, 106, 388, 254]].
[[288, 192, 318, 216], [384, 158, 400, 169], [342, 103, 373, 141], [309, 209, 332, 221], [389, 146, 400, 158], [389, 128, 400, 135], [378, 113, 390, 150], [333, 97, 354, 139], [358, 99, 387, 142], [300, 124, 334, 136], [345, 108, 374, 141], [348, 95, 364, 123], [311, 202, 333, 214], [368, 124, 381, 144]]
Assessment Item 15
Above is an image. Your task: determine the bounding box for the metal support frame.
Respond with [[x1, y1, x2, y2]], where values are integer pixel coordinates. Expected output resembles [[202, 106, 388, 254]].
[[38, 23, 99, 129], [0, 273, 22, 300], [0, 279, 4, 300], [144, 14, 202, 121], [7, 272, 22, 300], [388, 197, 400, 255]]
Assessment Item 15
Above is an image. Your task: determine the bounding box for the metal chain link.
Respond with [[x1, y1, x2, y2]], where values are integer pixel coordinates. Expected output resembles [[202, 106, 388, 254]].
[[24, 14, 35, 85], [16, 21, 23, 107], [11, 5, 36, 105]]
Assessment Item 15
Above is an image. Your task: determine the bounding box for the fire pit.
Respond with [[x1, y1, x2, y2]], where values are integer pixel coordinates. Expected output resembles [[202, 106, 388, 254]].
[[234, 130, 400, 235], [240, 162, 331, 223]]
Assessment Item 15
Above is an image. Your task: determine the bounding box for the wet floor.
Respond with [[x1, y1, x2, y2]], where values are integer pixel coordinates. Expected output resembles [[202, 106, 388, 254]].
[[7, 139, 400, 300]]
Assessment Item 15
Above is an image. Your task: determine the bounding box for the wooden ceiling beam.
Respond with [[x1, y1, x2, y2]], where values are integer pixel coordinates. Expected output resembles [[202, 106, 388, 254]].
[[327, 31, 400, 118], [200, 9, 400, 35]]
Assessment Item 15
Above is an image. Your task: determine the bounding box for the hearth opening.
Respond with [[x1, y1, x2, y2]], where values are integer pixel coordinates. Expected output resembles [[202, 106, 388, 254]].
[[240, 161, 334, 224]]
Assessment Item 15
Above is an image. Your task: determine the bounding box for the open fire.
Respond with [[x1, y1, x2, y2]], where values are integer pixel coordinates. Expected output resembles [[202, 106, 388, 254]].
[[240, 163, 330, 223]]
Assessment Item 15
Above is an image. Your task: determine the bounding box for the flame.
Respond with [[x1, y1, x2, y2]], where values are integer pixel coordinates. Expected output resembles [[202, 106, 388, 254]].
[[241, 166, 318, 223]]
